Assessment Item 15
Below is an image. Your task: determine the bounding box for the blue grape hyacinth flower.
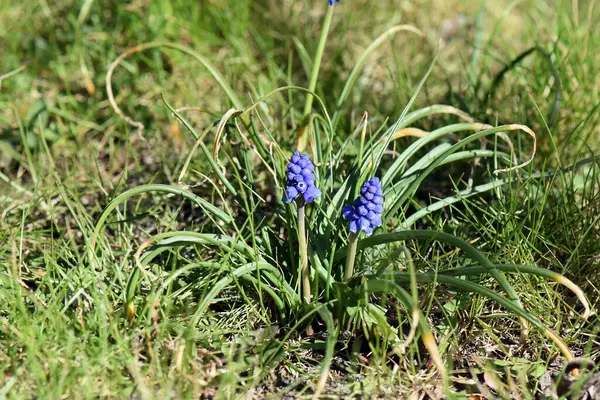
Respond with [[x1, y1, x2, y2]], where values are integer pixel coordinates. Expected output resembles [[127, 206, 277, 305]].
[[328, 0, 340, 5], [342, 177, 384, 235], [283, 151, 321, 204]]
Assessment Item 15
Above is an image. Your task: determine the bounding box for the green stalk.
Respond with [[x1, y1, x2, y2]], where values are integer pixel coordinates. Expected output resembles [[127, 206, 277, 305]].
[[344, 232, 359, 281], [302, 4, 335, 119], [298, 201, 311, 303]]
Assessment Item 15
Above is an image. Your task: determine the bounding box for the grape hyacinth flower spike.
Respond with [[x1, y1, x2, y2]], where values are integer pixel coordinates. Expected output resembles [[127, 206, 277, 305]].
[[283, 152, 321, 205], [282, 152, 321, 304], [342, 177, 384, 235], [343, 177, 384, 280], [328, 0, 340, 5]]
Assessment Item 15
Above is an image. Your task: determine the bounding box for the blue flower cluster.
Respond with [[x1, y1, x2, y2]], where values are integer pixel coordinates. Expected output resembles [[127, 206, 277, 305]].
[[342, 177, 384, 235], [283, 152, 321, 204], [328, 0, 340, 5]]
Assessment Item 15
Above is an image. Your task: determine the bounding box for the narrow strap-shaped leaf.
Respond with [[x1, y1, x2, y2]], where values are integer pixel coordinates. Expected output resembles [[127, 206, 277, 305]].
[[440, 264, 590, 319], [384, 124, 535, 221], [357, 280, 448, 387], [334, 229, 526, 339], [380, 272, 573, 360], [88, 184, 232, 266], [331, 25, 424, 128], [162, 93, 238, 196], [313, 306, 337, 398], [382, 123, 489, 187], [188, 262, 291, 329], [399, 155, 600, 229]]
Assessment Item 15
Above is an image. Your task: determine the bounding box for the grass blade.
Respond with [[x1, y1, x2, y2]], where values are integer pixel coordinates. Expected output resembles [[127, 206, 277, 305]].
[[331, 25, 424, 128], [88, 184, 232, 266]]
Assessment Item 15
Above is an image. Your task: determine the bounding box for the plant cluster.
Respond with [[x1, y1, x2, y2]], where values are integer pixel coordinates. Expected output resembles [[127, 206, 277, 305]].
[[83, 0, 595, 395]]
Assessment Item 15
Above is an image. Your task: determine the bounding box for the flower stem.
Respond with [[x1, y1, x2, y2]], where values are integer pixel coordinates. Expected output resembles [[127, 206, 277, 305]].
[[344, 232, 358, 281], [302, 4, 335, 119], [297, 201, 311, 303]]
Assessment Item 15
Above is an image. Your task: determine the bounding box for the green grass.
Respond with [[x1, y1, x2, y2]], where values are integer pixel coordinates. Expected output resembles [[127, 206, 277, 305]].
[[1, 0, 600, 398]]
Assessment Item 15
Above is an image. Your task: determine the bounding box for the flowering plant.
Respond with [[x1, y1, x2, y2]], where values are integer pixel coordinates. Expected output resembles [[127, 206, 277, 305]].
[[91, 0, 592, 395]]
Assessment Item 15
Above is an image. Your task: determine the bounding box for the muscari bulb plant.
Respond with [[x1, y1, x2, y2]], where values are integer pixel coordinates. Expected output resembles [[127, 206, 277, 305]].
[[283, 151, 321, 304], [90, 0, 594, 394]]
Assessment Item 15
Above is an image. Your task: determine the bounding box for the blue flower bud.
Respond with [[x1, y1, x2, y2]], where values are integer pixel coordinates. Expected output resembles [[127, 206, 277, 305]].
[[283, 186, 299, 204], [342, 205, 355, 220], [289, 164, 302, 174], [303, 185, 322, 203], [298, 157, 309, 168]]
